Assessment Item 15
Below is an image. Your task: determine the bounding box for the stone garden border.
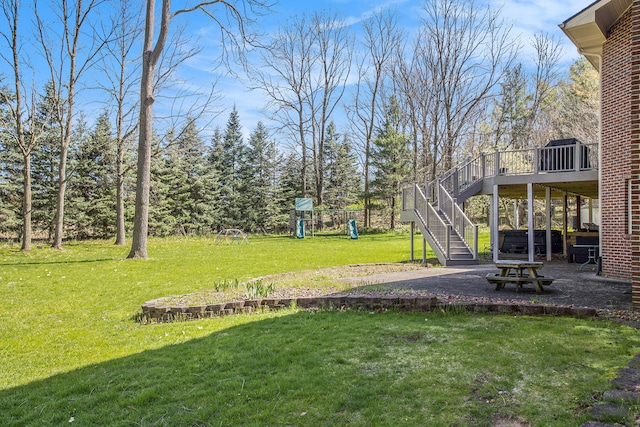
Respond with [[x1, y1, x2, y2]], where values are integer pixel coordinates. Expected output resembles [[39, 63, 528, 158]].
[[140, 293, 599, 324]]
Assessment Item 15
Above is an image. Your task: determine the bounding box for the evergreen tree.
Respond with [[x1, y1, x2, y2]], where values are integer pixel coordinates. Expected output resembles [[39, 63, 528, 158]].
[[214, 107, 246, 229], [245, 122, 286, 232], [164, 120, 219, 235], [67, 111, 116, 239], [0, 110, 22, 238], [323, 122, 361, 210], [279, 152, 304, 234], [207, 127, 225, 230], [490, 64, 533, 150], [371, 95, 411, 229], [31, 81, 62, 240], [148, 131, 176, 236]]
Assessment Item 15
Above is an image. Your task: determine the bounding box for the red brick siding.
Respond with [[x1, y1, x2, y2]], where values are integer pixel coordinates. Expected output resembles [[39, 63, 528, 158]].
[[631, 1, 640, 309], [601, 7, 633, 283]]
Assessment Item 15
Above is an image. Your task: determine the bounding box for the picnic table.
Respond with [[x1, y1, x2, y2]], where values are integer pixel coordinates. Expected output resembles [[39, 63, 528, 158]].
[[486, 260, 554, 293]]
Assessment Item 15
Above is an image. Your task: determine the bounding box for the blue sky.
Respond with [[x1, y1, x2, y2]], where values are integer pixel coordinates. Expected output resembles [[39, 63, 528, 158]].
[[4, 0, 593, 142], [171, 0, 591, 140]]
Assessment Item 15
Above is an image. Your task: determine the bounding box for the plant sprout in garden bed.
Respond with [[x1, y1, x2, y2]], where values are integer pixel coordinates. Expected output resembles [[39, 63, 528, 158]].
[[153, 263, 429, 307]]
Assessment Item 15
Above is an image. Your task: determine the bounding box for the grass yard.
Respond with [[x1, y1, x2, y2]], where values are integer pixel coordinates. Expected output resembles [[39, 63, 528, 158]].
[[1, 233, 639, 426]]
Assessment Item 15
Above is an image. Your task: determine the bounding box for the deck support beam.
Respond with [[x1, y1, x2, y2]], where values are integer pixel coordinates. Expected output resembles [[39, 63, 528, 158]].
[[546, 186, 552, 261], [492, 184, 499, 263], [527, 183, 535, 262], [422, 236, 427, 263], [410, 222, 415, 261], [563, 193, 568, 256]]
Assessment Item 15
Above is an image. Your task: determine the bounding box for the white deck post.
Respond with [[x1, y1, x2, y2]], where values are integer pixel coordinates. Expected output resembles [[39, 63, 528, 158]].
[[410, 222, 415, 261], [574, 142, 581, 171], [527, 182, 535, 262], [546, 186, 552, 261], [562, 193, 568, 256], [492, 184, 499, 263], [422, 236, 427, 263]]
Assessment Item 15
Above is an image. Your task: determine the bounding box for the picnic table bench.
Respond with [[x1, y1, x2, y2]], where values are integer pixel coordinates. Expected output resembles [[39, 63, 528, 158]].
[[486, 260, 554, 293]]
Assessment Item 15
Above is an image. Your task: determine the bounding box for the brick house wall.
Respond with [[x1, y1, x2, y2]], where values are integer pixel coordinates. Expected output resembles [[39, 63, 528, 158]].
[[601, 7, 633, 282], [631, 1, 640, 309]]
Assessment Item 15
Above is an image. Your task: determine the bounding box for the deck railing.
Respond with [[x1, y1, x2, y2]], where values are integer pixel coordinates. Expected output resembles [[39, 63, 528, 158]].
[[440, 142, 598, 199], [402, 142, 598, 262]]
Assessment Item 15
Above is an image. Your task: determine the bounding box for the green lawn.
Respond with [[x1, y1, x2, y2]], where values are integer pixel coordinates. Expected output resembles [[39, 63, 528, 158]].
[[1, 234, 638, 426]]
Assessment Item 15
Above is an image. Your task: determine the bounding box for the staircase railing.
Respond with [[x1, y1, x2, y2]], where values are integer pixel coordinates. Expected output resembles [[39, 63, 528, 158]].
[[402, 143, 599, 263], [437, 182, 478, 259], [440, 156, 484, 193], [418, 185, 451, 256], [403, 184, 450, 258]]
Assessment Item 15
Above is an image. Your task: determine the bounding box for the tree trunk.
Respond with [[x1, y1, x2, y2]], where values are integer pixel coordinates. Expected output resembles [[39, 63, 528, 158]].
[[128, 50, 154, 259], [300, 130, 307, 197], [52, 141, 68, 250], [115, 154, 126, 245], [128, 0, 168, 259], [21, 153, 32, 251], [364, 154, 370, 228], [390, 195, 396, 230]]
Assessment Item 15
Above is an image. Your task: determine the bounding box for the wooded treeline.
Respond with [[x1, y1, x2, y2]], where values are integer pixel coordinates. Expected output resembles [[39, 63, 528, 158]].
[[0, 103, 361, 239], [0, 0, 598, 248]]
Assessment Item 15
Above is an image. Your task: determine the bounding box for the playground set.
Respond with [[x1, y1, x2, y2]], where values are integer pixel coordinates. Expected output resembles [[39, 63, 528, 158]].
[[214, 229, 250, 244], [291, 198, 359, 239]]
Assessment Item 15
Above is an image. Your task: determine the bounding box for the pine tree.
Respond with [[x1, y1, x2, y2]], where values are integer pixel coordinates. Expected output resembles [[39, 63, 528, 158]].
[[323, 122, 362, 211], [245, 122, 286, 232], [31, 81, 62, 240], [0, 112, 22, 238], [371, 95, 411, 229], [490, 64, 533, 150], [163, 120, 219, 235], [67, 111, 116, 239], [279, 152, 304, 234], [280, 151, 314, 205], [207, 127, 225, 230], [148, 131, 176, 236], [214, 107, 246, 230]]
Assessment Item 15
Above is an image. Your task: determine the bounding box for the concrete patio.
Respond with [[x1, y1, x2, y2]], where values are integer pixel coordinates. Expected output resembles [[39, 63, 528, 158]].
[[340, 259, 633, 311]]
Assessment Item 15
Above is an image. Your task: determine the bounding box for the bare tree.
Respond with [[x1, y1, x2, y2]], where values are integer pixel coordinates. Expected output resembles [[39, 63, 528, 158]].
[[0, 0, 52, 251], [35, 0, 108, 250], [251, 11, 353, 211], [393, 27, 439, 182], [309, 12, 353, 213], [479, 32, 563, 151], [94, 0, 143, 246], [128, 0, 270, 259], [347, 9, 401, 228], [251, 14, 314, 198], [419, 0, 518, 171], [552, 56, 599, 144], [524, 32, 564, 147]]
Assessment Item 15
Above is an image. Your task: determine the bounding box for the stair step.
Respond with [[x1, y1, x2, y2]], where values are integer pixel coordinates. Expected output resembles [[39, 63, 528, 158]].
[[446, 259, 480, 266]]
